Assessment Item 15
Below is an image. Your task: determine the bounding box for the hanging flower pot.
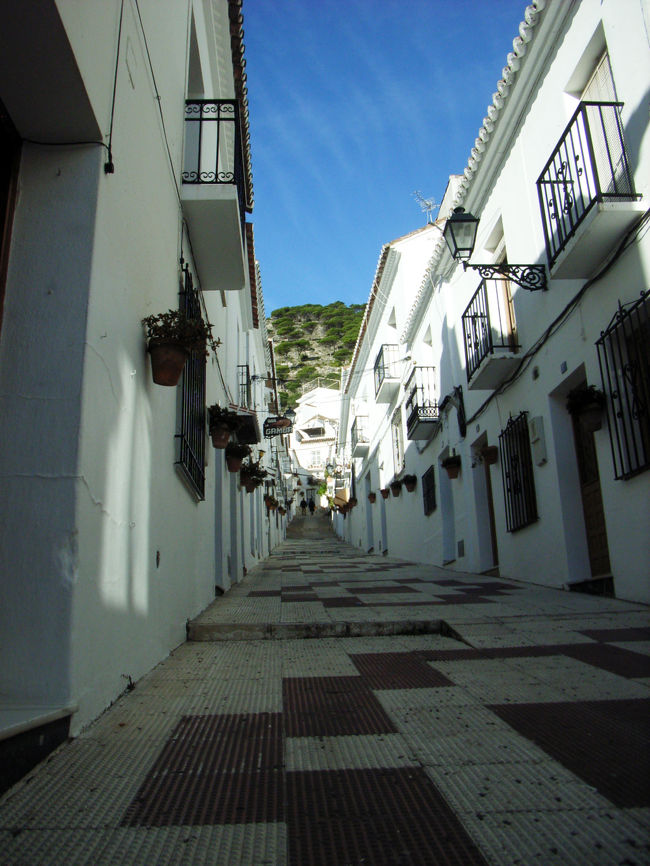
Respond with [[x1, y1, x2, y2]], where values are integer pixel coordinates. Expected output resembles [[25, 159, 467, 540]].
[[390, 480, 402, 497], [368, 492, 376, 503], [403, 474, 417, 492], [482, 445, 499, 465], [148, 343, 190, 386], [348, 496, 358, 508], [208, 405, 240, 449], [442, 454, 462, 479], [380, 488, 390, 499], [225, 442, 250, 473], [142, 309, 210, 387]]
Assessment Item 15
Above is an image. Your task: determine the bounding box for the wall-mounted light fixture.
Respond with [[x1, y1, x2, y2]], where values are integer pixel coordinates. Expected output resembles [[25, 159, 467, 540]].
[[443, 207, 547, 291]]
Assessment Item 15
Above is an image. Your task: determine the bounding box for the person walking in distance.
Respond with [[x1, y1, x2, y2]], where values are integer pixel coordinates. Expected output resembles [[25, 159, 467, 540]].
[[300, 497, 307, 516], [308, 499, 316, 516]]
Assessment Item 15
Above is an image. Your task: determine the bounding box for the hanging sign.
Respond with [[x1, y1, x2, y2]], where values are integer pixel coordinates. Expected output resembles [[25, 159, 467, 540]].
[[263, 416, 293, 439]]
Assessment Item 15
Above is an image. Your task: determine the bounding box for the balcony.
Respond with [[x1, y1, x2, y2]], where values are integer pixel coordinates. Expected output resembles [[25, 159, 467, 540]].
[[234, 364, 260, 444], [462, 279, 519, 390], [374, 344, 400, 402], [405, 367, 439, 440], [181, 100, 247, 292], [351, 416, 369, 457], [537, 101, 642, 277]]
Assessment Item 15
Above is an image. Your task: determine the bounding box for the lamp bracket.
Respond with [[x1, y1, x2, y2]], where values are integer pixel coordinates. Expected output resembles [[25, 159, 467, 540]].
[[464, 263, 547, 291]]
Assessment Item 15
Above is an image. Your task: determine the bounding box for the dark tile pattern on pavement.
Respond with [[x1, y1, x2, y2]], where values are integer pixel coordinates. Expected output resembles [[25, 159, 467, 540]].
[[490, 699, 650, 807], [286, 767, 487, 866], [351, 652, 454, 689]]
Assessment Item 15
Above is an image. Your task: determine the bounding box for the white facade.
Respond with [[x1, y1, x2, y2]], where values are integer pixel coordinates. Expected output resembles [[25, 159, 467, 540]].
[[289, 387, 340, 476], [336, 0, 650, 604], [0, 0, 285, 739]]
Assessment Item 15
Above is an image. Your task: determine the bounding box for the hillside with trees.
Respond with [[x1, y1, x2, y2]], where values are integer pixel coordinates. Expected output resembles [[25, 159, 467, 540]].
[[267, 302, 365, 409]]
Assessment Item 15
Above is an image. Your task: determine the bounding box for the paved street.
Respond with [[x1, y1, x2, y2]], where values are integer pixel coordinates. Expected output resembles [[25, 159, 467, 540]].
[[1, 511, 649, 864]]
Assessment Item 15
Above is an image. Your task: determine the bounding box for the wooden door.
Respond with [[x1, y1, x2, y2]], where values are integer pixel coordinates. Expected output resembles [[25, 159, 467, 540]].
[[572, 409, 611, 576]]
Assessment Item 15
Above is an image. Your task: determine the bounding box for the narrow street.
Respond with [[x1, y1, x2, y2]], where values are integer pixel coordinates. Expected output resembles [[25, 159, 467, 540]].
[[1, 512, 649, 865]]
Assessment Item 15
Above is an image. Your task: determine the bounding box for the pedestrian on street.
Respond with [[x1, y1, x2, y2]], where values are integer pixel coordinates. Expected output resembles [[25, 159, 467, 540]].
[[300, 497, 307, 516], [308, 499, 316, 516]]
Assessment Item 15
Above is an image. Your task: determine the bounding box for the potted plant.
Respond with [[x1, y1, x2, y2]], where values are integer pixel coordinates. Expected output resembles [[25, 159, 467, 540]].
[[264, 494, 279, 511], [481, 445, 499, 465], [566, 385, 606, 432], [390, 480, 402, 497], [142, 309, 210, 386], [208, 404, 241, 449], [380, 488, 390, 499], [348, 496, 358, 508], [403, 474, 417, 492], [225, 441, 250, 473], [442, 454, 462, 479], [240, 459, 267, 492], [368, 492, 376, 503]]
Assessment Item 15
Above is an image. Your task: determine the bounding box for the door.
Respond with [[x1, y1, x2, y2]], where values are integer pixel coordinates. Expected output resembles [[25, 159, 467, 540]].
[[572, 404, 611, 576]]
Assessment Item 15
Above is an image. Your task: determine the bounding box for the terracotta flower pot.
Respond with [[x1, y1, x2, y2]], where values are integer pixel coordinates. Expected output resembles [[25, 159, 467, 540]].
[[579, 403, 604, 433], [226, 454, 244, 473], [390, 484, 401, 497], [368, 492, 376, 503], [443, 458, 461, 479], [210, 422, 231, 449], [380, 488, 390, 499], [148, 342, 189, 386], [404, 478, 417, 492]]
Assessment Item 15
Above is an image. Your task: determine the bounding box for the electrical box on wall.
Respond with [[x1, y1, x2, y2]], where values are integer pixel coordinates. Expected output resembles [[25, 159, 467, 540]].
[[529, 416, 547, 466]]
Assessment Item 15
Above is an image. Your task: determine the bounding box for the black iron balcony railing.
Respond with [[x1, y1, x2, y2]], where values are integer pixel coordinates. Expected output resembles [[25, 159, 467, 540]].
[[238, 364, 251, 409], [374, 344, 399, 398], [183, 99, 246, 235], [405, 366, 439, 436], [351, 416, 369, 452], [462, 279, 518, 383], [596, 289, 650, 480], [537, 101, 636, 269]]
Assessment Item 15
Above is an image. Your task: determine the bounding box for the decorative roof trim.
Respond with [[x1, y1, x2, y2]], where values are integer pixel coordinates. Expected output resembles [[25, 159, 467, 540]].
[[451, 0, 546, 211], [229, 0, 254, 211]]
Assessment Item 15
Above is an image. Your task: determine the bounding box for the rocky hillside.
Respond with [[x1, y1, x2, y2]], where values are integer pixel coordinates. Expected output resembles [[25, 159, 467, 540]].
[[267, 302, 365, 409]]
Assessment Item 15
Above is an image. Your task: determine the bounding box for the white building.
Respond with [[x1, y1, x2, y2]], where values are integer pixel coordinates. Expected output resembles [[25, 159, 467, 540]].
[[289, 386, 341, 493], [0, 0, 285, 760], [335, 0, 650, 604]]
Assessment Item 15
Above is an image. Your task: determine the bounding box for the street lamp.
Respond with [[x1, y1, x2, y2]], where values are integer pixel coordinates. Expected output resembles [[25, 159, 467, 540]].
[[284, 407, 296, 423], [443, 207, 547, 291]]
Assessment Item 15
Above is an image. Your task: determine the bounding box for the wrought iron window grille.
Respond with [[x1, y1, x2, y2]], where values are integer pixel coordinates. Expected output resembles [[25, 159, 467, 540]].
[[405, 366, 439, 434], [351, 416, 369, 451], [499, 411, 538, 532], [596, 289, 650, 480], [238, 364, 251, 409], [175, 261, 206, 500], [462, 279, 519, 385], [422, 466, 437, 516], [536, 101, 638, 269], [374, 344, 400, 398], [182, 99, 246, 240]]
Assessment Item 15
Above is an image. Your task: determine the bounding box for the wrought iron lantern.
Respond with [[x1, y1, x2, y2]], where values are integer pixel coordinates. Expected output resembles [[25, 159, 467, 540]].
[[443, 207, 547, 291], [442, 207, 480, 261]]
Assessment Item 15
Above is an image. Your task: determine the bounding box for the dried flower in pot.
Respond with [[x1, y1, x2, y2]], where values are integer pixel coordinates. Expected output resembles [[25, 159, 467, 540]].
[[380, 488, 390, 499], [225, 441, 251, 473], [208, 404, 241, 448], [403, 474, 417, 492], [442, 454, 462, 479], [142, 309, 210, 386], [566, 385, 606, 432], [368, 492, 377, 503], [390, 480, 402, 497]]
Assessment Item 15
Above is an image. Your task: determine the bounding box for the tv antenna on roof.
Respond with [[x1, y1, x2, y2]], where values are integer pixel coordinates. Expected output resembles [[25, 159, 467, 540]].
[[413, 191, 439, 225]]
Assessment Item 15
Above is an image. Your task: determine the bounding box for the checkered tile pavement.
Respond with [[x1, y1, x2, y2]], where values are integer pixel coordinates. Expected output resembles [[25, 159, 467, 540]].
[[1, 515, 649, 864]]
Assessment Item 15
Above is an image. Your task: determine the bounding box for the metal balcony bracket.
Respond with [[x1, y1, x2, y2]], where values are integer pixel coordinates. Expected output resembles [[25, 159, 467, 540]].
[[464, 263, 547, 291]]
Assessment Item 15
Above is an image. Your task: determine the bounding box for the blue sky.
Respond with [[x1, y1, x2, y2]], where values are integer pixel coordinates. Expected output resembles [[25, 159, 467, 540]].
[[244, 0, 528, 314]]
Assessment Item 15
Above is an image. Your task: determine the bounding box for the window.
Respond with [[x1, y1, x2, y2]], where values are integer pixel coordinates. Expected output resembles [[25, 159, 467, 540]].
[[391, 409, 405, 476], [499, 412, 538, 532], [596, 290, 650, 479], [176, 261, 206, 500], [422, 466, 436, 516]]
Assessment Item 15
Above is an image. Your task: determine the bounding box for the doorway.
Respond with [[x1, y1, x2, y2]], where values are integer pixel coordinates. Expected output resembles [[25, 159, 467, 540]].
[[571, 393, 611, 578], [364, 474, 374, 552], [472, 436, 499, 572]]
